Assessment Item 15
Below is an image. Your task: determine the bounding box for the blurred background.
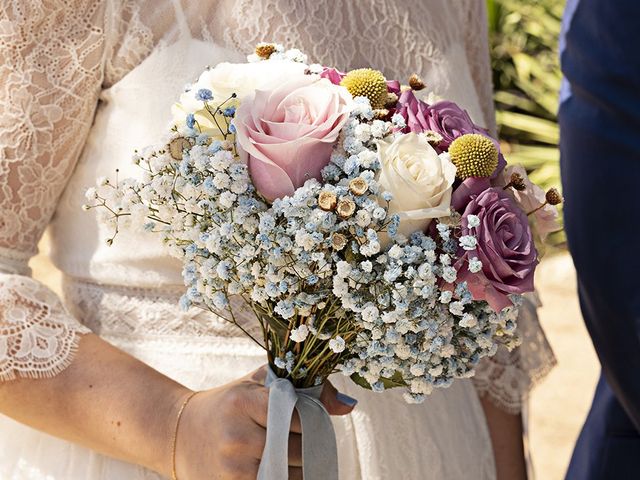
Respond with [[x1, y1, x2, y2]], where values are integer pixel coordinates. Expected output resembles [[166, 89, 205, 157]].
[[28, 1, 599, 478]]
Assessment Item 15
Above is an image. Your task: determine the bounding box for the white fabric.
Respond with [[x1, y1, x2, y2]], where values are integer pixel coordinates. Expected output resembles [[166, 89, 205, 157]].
[[0, 0, 555, 478]]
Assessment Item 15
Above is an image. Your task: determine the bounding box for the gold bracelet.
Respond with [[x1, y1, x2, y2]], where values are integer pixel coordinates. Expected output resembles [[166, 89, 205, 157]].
[[171, 391, 198, 480]]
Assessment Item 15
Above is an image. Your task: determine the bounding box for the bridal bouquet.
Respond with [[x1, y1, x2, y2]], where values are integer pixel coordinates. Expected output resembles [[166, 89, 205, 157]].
[[86, 43, 560, 478]]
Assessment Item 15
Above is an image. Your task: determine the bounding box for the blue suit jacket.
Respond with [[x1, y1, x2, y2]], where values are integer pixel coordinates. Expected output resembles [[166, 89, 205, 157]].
[[560, 0, 640, 478]]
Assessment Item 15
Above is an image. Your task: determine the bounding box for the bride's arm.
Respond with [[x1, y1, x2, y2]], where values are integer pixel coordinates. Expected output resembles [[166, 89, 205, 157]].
[[474, 295, 556, 480], [0, 334, 190, 474], [479, 397, 527, 480], [0, 331, 354, 479]]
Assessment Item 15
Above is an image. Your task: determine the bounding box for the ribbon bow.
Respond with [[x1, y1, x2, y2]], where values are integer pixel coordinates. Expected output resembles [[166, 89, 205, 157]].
[[257, 367, 339, 480]]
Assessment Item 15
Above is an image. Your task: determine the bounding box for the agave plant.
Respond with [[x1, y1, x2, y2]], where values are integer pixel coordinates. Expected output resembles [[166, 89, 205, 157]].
[[487, 0, 566, 247]]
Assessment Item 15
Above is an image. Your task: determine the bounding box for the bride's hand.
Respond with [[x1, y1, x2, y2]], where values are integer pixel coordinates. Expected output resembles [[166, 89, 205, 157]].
[[174, 367, 357, 480]]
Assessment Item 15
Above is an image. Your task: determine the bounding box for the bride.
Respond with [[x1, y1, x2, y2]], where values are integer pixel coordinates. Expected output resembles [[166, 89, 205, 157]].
[[0, 1, 556, 479]]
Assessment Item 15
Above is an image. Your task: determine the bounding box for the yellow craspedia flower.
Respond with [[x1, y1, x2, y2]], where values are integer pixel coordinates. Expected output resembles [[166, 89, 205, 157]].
[[340, 68, 387, 108], [448, 134, 499, 179]]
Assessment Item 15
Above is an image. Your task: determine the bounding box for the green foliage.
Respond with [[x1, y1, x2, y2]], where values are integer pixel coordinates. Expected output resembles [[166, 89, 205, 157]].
[[351, 371, 407, 390], [487, 0, 566, 248]]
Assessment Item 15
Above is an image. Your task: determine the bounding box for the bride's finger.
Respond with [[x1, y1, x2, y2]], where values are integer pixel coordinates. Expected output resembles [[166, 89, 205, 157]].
[[289, 466, 303, 480], [244, 365, 268, 384], [242, 382, 303, 434], [320, 380, 358, 416], [247, 431, 302, 467], [288, 432, 302, 466]]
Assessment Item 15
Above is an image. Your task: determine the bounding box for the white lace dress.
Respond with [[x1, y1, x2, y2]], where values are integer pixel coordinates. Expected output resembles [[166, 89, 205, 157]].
[[0, 1, 556, 479]]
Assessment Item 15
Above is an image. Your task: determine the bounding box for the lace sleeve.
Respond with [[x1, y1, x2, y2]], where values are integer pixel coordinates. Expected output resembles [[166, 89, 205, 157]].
[[463, 1, 497, 135], [0, 0, 105, 381], [473, 294, 557, 414], [0, 276, 91, 381]]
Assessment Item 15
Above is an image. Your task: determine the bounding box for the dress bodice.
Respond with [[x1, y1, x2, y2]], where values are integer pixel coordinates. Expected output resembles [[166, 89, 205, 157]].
[[49, 38, 244, 287]]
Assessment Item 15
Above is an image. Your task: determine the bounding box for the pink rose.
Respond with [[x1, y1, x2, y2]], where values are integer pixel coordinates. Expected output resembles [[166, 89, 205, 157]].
[[319, 67, 345, 85], [495, 165, 561, 241], [234, 75, 352, 201]]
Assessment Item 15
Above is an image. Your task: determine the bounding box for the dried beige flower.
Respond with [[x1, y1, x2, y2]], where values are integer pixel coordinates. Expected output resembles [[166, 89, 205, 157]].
[[349, 177, 368, 196], [331, 233, 348, 251], [318, 191, 338, 211], [409, 73, 426, 91], [169, 137, 191, 160], [336, 197, 356, 219]]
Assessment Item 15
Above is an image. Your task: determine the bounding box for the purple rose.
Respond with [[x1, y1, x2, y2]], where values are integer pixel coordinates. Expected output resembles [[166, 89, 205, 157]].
[[495, 165, 560, 241], [454, 187, 537, 311], [395, 90, 431, 133], [386, 79, 401, 95], [422, 100, 486, 150]]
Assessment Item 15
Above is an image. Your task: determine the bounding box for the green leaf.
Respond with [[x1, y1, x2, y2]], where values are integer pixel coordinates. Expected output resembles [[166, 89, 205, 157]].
[[494, 91, 544, 116], [497, 111, 559, 144], [486, 0, 502, 34], [380, 371, 409, 388], [350, 372, 371, 390], [350, 371, 408, 391], [344, 246, 360, 264], [505, 144, 560, 171]]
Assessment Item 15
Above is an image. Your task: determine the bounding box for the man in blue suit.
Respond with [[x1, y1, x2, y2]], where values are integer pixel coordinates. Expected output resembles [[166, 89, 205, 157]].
[[560, 0, 640, 478]]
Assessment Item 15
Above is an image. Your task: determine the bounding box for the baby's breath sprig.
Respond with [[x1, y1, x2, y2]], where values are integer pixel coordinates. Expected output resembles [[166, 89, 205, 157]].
[[199, 92, 238, 141]]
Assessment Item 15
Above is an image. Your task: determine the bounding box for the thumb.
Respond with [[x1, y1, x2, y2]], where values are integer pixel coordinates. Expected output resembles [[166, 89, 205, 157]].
[[244, 365, 268, 385], [320, 381, 358, 416]]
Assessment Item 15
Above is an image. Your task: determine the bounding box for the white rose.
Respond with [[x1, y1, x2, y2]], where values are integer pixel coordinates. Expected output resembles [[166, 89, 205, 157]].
[[171, 60, 307, 135], [377, 133, 456, 238]]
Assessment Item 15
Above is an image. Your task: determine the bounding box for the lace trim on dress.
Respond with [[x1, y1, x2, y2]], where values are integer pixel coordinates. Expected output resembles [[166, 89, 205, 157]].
[[103, 0, 155, 88], [62, 277, 263, 343], [0, 275, 90, 381], [473, 295, 557, 414]]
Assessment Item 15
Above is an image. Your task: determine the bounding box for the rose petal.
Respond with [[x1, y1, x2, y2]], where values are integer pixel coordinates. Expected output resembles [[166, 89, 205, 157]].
[[258, 137, 334, 188], [247, 154, 295, 202], [451, 177, 491, 212]]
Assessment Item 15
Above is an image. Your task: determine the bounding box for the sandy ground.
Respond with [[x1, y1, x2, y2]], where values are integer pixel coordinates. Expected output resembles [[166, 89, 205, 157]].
[[30, 238, 598, 480]]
